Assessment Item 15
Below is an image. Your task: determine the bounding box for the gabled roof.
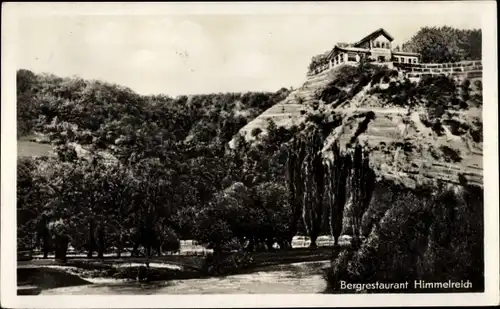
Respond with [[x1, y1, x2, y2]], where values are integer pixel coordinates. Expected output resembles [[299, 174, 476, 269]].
[[327, 45, 370, 59], [353, 28, 394, 47]]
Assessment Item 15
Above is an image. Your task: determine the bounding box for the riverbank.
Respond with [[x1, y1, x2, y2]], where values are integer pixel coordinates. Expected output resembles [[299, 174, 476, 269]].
[[18, 248, 335, 293], [39, 260, 331, 295]]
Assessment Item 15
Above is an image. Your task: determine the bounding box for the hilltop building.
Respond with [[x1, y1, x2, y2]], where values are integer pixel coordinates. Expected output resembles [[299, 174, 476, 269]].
[[328, 28, 420, 67], [310, 28, 421, 76]]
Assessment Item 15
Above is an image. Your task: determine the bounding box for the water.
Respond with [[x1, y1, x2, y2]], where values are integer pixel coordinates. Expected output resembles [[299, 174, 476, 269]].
[[40, 260, 330, 294]]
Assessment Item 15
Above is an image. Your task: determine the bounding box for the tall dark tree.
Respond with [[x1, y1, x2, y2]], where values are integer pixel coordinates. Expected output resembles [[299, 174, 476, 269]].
[[402, 26, 482, 63]]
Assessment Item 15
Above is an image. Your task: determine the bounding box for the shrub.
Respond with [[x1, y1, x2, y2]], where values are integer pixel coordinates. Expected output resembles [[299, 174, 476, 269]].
[[324, 184, 484, 293], [319, 85, 348, 104], [370, 67, 398, 85], [470, 120, 483, 143], [251, 127, 263, 137], [162, 227, 180, 253], [308, 51, 330, 73], [442, 119, 470, 136], [429, 145, 441, 160], [473, 80, 482, 90], [306, 112, 327, 125], [431, 120, 445, 136], [318, 64, 387, 104], [324, 250, 355, 292], [440, 145, 462, 163]]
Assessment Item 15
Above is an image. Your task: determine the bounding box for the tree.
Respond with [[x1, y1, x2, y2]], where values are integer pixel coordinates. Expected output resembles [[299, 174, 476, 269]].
[[48, 219, 72, 262], [308, 51, 330, 73], [402, 26, 482, 63], [324, 141, 350, 247], [17, 158, 41, 252], [16, 70, 298, 261], [287, 120, 331, 247], [253, 182, 292, 249], [129, 158, 177, 258], [346, 145, 375, 246], [17, 69, 39, 136]]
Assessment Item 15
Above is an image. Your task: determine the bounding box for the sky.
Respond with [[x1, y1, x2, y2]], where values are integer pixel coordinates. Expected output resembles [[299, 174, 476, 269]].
[[15, 2, 485, 96]]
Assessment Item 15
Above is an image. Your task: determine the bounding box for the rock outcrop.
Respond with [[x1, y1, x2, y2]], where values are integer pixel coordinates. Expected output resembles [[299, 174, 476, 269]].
[[234, 63, 483, 189]]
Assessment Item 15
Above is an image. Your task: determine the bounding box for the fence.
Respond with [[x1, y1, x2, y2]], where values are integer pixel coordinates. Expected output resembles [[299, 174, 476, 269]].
[[306, 60, 483, 80], [394, 60, 482, 80], [307, 63, 330, 77]]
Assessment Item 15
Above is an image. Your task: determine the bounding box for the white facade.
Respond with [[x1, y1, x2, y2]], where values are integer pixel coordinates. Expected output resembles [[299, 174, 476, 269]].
[[371, 34, 392, 50], [393, 53, 419, 64], [309, 28, 421, 76]]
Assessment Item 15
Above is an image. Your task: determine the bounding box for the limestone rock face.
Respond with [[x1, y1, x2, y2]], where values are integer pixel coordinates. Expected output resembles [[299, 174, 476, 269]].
[[322, 107, 482, 188], [230, 65, 353, 146], [232, 63, 483, 189]]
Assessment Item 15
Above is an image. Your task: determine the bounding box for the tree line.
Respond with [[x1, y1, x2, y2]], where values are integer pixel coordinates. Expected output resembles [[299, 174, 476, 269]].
[[17, 69, 307, 260], [17, 67, 364, 261], [402, 26, 481, 63]]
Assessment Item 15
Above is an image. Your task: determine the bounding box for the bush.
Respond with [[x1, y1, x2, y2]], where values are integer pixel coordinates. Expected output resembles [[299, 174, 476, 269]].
[[473, 80, 482, 90], [162, 227, 180, 253], [308, 51, 330, 73], [470, 121, 483, 143], [442, 119, 470, 136], [431, 120, 445, 135], [324, 184, 484, 293], [201, 250, 255, 276], [324, 250, 355, 292], [440, 145, 462, 163], [306, 112, 327, 125], [370, 67, 398, 85], [251, 127, 263, 137], [318, 64, 387, 104], [319, 85, 348, 104]]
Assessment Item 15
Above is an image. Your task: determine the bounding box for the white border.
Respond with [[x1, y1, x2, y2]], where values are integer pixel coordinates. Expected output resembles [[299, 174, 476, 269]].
[[1, 1, 498, 308]]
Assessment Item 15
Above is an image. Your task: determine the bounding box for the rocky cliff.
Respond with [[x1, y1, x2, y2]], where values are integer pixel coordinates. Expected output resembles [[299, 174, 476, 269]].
[[259, 63, 485, 290], [233, 63, 483, 189]]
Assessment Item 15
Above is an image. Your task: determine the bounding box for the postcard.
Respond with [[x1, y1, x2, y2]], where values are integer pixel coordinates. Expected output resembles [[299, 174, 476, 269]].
[[1, 1, 498, 307]]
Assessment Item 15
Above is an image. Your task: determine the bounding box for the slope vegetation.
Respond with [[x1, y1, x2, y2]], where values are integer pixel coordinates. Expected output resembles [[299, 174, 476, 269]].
[[255, 61, 484, 293], [17, 69, 290, 161], [235, 62, 483, 188]]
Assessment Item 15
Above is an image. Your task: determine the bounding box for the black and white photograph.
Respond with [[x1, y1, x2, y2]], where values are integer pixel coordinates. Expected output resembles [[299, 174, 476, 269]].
[[1, 1, 499, 307]]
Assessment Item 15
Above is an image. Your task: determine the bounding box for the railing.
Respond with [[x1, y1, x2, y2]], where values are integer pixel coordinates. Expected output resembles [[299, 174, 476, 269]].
[[394, 60, 482, 72], [397, 60, 483, 80], [306, 59, 482, 79], [307, 63, 330, 77], [307, 61, 362, 78]]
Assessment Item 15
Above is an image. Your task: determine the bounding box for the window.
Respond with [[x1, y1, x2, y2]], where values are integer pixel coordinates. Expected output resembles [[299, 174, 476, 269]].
[[413, 58, 417, 64], [347, 53, 357, 62], [375, 41, 380, 48]]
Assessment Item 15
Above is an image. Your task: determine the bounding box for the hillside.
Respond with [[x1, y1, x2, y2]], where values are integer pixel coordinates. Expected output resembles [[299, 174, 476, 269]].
[[233, 62, 483, 188], [16, 70, 297, 259], [17, 69, 290, 161], [230, 67, 344, 145], [230, 60, 484, 292], [16, 25, 485, 293]]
